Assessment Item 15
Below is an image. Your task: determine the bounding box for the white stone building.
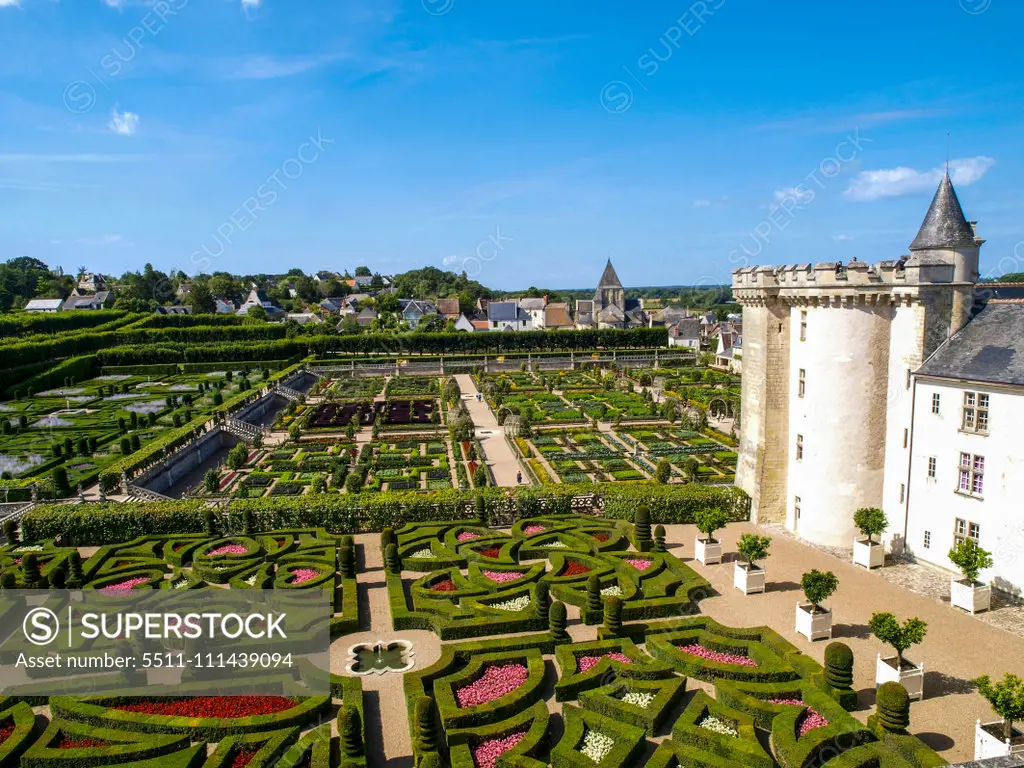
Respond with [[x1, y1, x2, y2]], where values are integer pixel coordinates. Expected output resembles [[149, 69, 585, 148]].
[[732, 173, 993, 562], [904, 300, 1024, 595]]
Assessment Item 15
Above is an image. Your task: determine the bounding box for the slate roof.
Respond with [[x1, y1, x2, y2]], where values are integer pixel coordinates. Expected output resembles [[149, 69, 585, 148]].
[[488, 301, 526, 323], [597, 259, 622, 288], [25, 299, 63, 311], [910, 173, 977, 251], [917, 301, 1024, 386], [518, 297, 546, 311]]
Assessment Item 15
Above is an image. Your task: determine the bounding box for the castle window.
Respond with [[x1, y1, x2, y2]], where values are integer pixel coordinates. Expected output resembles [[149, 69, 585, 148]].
[[958, 452, 984, 497], [961, 391, 989, 434], [931, 393, 940, 415], [927, 457, 936, 478], [923, 530, 931, 549], [954, 517, 980, 546], [795, 434, 803, 460], [906, 369, 911, 389], [903, 428, 908, 448], [899, 483, 905, 503], [800, 311, 807, 341], [794, 496, 801, 520], [798, 369, 806, 398]]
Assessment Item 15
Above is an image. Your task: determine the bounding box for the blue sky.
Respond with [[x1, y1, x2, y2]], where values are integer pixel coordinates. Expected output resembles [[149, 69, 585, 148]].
[[1, 0, 1022, 290]]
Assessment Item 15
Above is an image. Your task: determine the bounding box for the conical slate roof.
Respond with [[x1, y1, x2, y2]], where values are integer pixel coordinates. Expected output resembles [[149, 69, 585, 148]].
[[597, 259, 623, 288], [909, 173, 977, 251]]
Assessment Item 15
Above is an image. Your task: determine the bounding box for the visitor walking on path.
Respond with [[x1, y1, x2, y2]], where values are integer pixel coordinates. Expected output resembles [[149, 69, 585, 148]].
[[517, 471, 522, 484]]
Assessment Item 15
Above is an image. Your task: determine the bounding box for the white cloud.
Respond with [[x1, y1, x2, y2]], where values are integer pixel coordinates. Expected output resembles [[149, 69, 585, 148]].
[[772, 186, 813, 204], [692, 199, 711, 208], [0, 0, 23, 7], [108, 106, 140, 136], [833, 234, 854, 241], [843, 156, 995, 202]]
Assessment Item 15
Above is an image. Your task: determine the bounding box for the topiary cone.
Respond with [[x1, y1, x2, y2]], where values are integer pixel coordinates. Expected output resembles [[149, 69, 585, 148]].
[[824, 641, 854, 690], [534, 581, 550, 622], [875, 681, 911, 732], [385, 544, 401, 575], [340, 706, 363, 757], [634, 506, 652, 550], [653, 525, 667, 553], [67, 550, 83, 588], [339, 545, 355, 579], [604, 596, 623, 636], [414, 695, 437, 753], [549, 601, 570, 644]]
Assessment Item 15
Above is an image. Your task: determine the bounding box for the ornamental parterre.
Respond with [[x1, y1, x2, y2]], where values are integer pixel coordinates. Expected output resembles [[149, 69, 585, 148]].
[[676, 642, 758, 667], [113, 696, 298, 718], [471, 731, 526, 768]]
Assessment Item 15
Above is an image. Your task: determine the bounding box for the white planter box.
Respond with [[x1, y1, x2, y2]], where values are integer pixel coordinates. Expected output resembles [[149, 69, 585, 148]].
[[875, 654, 924, 700], [734, 563, 766, 595], [795, 602, 833, 641], [975, 720, 1024, 760], [694, 536, 723, 565], [950, 578, 992, 615], [853, 538, 885, 569]]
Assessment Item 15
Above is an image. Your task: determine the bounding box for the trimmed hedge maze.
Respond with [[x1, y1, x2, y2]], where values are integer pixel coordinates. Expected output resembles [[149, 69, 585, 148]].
[[0, 677, 361, 768], [0, 529, 367, 767], [386, 515, 710, 640], [395, 517, 948, 768], [404, 622, 947, 768]]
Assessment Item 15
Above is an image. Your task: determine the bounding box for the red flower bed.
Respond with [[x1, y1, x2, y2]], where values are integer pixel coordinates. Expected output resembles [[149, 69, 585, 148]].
[[0, 722, 14, 746], [591, 532, 610, 542], [55, 736, 108, 749], [577, 652, 632, 673], [472, 731, 526, 768], [768, 699, 829, 735], [456, 664, 529, 708], [478, 547, 501, 559], [561, 560, 592, 577], [676, 643, 757, 667], [113, 697, 297, 718], [231, 748, 259, 768], [431, 578, 457, 592]]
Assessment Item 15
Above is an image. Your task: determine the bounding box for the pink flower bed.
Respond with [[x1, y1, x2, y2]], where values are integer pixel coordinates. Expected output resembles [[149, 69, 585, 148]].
[[523, 525, 546, 535], [289, 568, 321, 585], [456, 664, 529, 707], [208, 544, 249, 557], [624, 558, 652, 571], [768, 699, 829, 735], [471, 731, 526, 768], [676, 642, 757, 667], [457, 531, 482, 542], [482, 570, 524, 584], [101, 576, 149, 593], [577, 652, 632, 673]]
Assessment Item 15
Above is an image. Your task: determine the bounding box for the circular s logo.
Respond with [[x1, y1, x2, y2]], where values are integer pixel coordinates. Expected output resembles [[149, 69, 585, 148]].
[[23, 607, 60, 646]]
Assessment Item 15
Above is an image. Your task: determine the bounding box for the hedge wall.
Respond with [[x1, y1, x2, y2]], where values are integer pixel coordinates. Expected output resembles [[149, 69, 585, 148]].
[[22, 483, 749, 544], [2, 355, 97, 399]]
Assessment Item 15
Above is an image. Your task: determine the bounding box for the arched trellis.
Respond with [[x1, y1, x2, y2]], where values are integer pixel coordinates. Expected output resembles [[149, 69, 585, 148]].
[[707, 397, 732, 418], [503, 414, 523, 438]]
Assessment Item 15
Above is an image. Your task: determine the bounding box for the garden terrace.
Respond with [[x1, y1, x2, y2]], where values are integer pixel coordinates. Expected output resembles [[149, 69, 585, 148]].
[[308, 401, 377, 429], [521, 430, 650, 484], [326, 376, 385, 400], [382, 397, 437, 426], [0, 366, 273, 493], [366, 439, 452, 492], [615, 427, 737, 484]]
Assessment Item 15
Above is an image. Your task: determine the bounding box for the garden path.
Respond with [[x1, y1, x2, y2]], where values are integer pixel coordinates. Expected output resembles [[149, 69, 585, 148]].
[[454, 374, 530, 487], [676, 520, 1024, 763]]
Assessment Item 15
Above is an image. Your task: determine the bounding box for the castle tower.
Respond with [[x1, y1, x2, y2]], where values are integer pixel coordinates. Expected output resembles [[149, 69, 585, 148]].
[[732, 174, 983, 548]]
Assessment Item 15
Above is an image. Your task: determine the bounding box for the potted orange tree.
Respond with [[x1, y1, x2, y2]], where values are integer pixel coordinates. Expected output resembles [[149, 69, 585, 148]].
[[694, 507, 727, 565], [948, 538, 994, 615], [853, 507, 886, 569], [795, 569, 837, 641], [870, 612, 926, 700], [733, 533, 770, 595], [973, 673, 1024, 759]]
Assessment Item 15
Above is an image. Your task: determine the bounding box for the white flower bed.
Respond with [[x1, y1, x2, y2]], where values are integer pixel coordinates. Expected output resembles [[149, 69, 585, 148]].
[[600, 585, 622, 597], [14, 545, 44, 553], [244, 574, 259, 586], [545, 541, 568, 549], [621, 691, 654, 708], [699, 715, 738, 737], [36, 388, 85, 397], [172, 578, 190, 589], [490, 595, 531, 612], [408, 548, 434, 559], [580, 730, 614, 762], [125, 401, 164, 415]]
